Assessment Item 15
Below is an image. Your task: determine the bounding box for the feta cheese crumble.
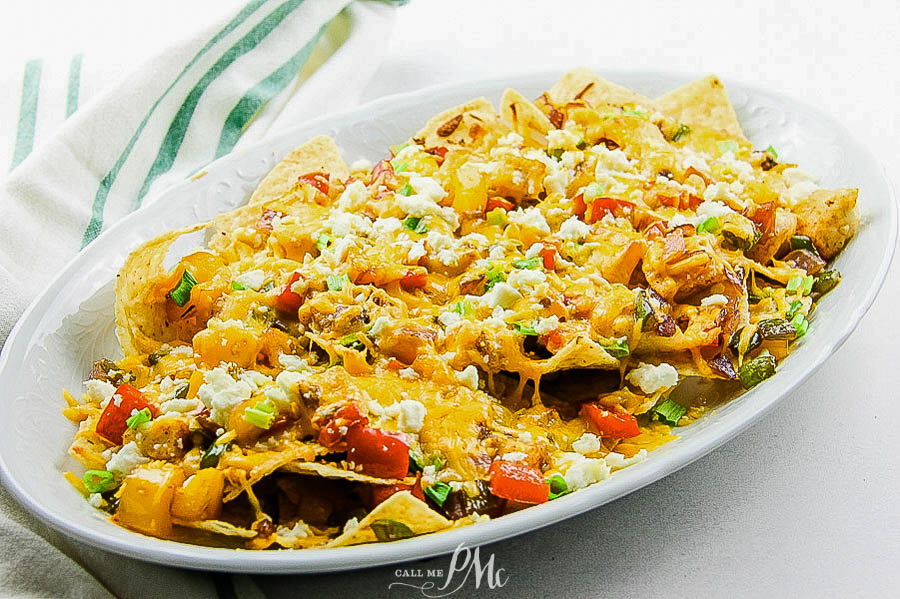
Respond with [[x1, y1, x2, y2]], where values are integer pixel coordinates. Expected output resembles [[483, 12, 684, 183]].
[[626, 362, 679, 394]]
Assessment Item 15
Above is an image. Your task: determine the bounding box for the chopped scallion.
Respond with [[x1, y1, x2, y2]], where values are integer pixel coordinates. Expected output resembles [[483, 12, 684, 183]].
[[624, 108, 648, 119], [672, 124, 691, 142], [512, 256, 542, 270], [801, 275, 814, 296], [316, 232, 331, 252], [125, 407, 152, 430], [791, 312, 809, 338], [403, 216, 428, 234], [168, 270, 197, 307], [243, 401, 276, 430], [696, 216, 720, 235], [486, 208, 507, 227], [601, 337, 630, 359], [399, 182, 414, 196], [424, 482, 452, 506], [231, 281, 248, 291], [653, 398, 687, 426], [199, 442, 229, 469], [484, 267, 505, 290], [513, 321, 538, 336], [339, 332, 365, 351], [390, 142, 409, 156], [547, 474, 569, 500], [83, 470, 116, 494], [786, 275, 803, 293], [326, 274, 349, 291], [765, 145, 779, 160], [786, 300, 803, 320]]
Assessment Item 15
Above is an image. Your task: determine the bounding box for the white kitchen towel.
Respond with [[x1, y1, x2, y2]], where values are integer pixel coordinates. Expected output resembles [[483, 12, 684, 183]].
[[0, 0, 398, 345], [0, 1, 399, 597]]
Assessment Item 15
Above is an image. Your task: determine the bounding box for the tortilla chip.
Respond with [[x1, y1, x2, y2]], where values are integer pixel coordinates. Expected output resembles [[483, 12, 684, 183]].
[[115, 222, 210, 356], [655, 75, 745, 140], [328, 491, 451, 547], [499, 88, 553, 139], [280, 461, 414, 485], [174, 518, 258, 538], [411, 97, 510, 151], [549, 67, 655, 109], [222, 443, 317, 501], [249, 135, 349, 205]]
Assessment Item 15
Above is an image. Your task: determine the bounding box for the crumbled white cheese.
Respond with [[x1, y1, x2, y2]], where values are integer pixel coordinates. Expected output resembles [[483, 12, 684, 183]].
[[342, 517, 360, 535], [395, 399, 426, 433], [525, 243, 544, 258], [701, 183, 738, 205], [159, 398, 202, 414], [500, 451, 528, 462], [368, 316, 391, 336], [460, 233, 489, 248], [572, 433, 601, 455], [407, 240, 427, 262], [455, 365, 479, 390], [507, 269, 547, 295], [233, 269, 265, 291], [277, 521, 312, 541], [547, 128, 581, 150], [239, 370, 273, 392], [488, 244, 506, 260], [534, 315, 559, 335], [695, 199, 736, 221], [508, 207, 551, 235], [718, 151, 754, 182], [279, 353, 310, 372], [84, 379, 116, 405], [781, 168, 819, 206], [398, 367, 419, 381], [557, 215, 591, 241], [497, 132, 524, 147], [668, 213, 690, 228], [680, 148, 712, 173], [594, 145, 633, 174], [438, 311, 462, 328], [555, 452, 610, 491], [337, 180, 368, 211], [560, 150, 584, 171], [264, 370, 303, 410], [626, 362, 679, 394], [397, 175, 459, 230], [372, 217, 403, 235], [480, 282, 522, 309], [322, 235, 355, 266], [604, 449, 648, 469], [197, 367, 253, 426], [88, 493, 103, 508], [542, 168, 569, 197], [106, 442, 149, 475], [700, 294, 729, 306], [323, 210, 373, 237]]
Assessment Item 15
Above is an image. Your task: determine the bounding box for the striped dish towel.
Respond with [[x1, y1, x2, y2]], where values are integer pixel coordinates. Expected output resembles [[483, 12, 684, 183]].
[[0, 0, 399, 344], [0, 1, 398, 597]]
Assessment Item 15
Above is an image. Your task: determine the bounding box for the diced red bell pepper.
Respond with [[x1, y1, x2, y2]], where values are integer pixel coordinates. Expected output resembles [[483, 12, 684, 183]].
[[573, 193, 587, 218], [587, 197, 634, 224], [275, 272, 303, 313], [399, 269, 428, 291], [371, 474, 425, 507], [539, 328, 566, 354], [297, 172, 329, 195], [488, 460, 549, 504], [539, 246, 557, 271], [657, 192, 702, 211], [95, 384, 157, 444], [424, 146, 448, 165], [486, 197, 516, 212], [317, 404, 369, 449], [347, 425, 410, 479], [579, 403, 640, 438]]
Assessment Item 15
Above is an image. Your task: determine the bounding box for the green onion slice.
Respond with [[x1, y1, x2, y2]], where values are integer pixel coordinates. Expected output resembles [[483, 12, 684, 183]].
[[791, 313, 809, 338], [231, 281, 248, 291], [484, 267, 505, 290], [243, 401, 276, 430], [547, 474, 569, 500], [486, 208, 507, 227], [765, 145, 779, 160], [424, 482, 452, 506], [513, 321, 538, 336], [601, 337, 630, 359], [327, 274, 349, 291], [339, 332, 365, 351], [390, 142, 409, 157], [512, 256, 542, 270], [403, 216, 428, 234], [738, 354, 777, 389], [696, 216, 720, 235], [786, 275, 803, 293], [450, 300, 471, 316], [672, 124, 691, 142], [786, 300, 803, 320], [316, 232, 331, 252], [125, 407, 152, 430], [371, 519, 415, 542], [168, 270, 197, 307], [398, 182, 414, 196], [83, 470, 116, 494], [653, 398, 687, 426], [199, 442, 229, 469], [801, 275, 814, 296]]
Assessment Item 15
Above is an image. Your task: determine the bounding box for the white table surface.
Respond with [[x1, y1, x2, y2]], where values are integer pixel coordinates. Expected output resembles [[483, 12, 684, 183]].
[[3, 1, 898, 597]]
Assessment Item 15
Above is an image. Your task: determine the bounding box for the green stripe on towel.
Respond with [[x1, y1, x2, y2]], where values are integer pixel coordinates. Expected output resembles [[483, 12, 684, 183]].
[[10, 59, 43, 171], [80, 0, 269, 247], [135, 0, 307, 206], [214, 15, 329, 159], [66, 54, 84, 118]]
